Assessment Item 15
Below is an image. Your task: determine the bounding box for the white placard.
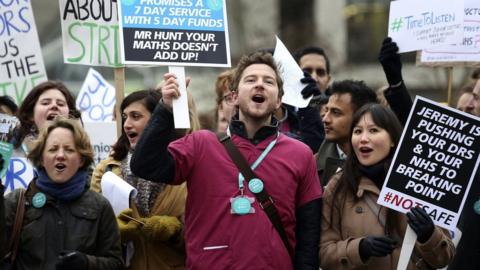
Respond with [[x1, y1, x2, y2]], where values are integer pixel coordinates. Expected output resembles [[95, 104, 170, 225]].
[[1, 157, 35, 194], [168, 66, 190, 129], [59, 0, 122, 67], [76, 68, 116, 122], [421, 0, 480, 63], [83, 121, 117, 166], [273, 36, 311, 108], [101, 171, 138, 216], [388, 0, 464, 53], [0, 0, 48, 104]]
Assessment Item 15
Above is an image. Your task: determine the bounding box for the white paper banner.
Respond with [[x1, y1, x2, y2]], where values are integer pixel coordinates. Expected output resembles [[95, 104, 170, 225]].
[[273, 36, 311, 108], [101, 171, 138, 216], [76, 68, 116, 122], [421, 0, 480, 63], [83, 121, 117, 165], [59, 0, 122, 67], [388, 0, 464, 53], [0, 0, 48, 104]]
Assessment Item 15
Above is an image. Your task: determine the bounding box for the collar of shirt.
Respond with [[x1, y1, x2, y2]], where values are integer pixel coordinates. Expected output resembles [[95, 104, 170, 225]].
[[336, 144, 347, 160], [229, 115, 279, 144]]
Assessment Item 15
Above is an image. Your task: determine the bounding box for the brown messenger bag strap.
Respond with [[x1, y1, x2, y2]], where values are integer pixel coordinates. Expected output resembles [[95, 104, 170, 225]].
[[6, 189, 26, 263], [217, 133, 294, 258]]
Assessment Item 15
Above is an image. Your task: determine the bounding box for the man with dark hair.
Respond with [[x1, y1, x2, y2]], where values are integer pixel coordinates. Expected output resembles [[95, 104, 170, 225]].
[[315, 37, 413, 186], [316, 80, 378, 186], [294, 46, 331, 94], [131, 52, 322, 270]]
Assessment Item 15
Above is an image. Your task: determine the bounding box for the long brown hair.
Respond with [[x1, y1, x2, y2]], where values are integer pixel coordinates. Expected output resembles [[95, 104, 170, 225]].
[[111, 89, 201, 161], [15, 81, 79, 148]]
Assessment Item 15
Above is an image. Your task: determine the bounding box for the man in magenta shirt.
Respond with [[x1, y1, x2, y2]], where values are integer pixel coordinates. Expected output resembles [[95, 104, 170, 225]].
[[131, 52, 322, 270]]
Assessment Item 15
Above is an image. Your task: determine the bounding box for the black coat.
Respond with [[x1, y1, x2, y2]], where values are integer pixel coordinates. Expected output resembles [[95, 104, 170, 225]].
[[0, 184, 5, 261], [3, 181, 123, 270], [448, 172, 480, 270]]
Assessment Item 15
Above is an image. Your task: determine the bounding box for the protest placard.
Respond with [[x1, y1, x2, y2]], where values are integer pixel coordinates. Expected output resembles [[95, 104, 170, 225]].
[[419, 0, 480, 66], [388, 0, 464, 53], [2, 157, 35, 194], [378, 96, 480, 231], [0, 0, 48, 104], [59, 0, 122, 67], [118, 0, 230, 67], [0, 113, 17, 180], [83, 121, 117, 165], [76, 68, 116, 122]]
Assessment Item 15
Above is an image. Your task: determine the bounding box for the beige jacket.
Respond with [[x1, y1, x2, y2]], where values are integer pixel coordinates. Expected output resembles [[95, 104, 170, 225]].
[[320, 174, 455, 270], [91, 157, 187, 270]]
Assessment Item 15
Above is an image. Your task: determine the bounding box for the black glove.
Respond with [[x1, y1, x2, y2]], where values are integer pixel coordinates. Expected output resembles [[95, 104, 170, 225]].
[[56, 251, 88, 270], [359, 236, 396, 262], [300, 71, 321, 99], [407, 207, 434, 243], [300, 71, 327, 108], [378, 37, 403, 86]]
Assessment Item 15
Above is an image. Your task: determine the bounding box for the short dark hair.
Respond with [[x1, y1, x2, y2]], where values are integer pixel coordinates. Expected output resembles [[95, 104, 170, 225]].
[[0, 95, 18, 114], [294, 46, 331, 74], [230, 52, 284, 98], [15, 81, 79, 148], [328, 80, 378, 112], [471, 68, 480, 80], [112, 90, 161, 161]]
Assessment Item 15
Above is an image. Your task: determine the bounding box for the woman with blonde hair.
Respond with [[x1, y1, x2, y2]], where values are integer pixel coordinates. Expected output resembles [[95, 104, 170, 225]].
[[2, 118, 122, 270], [91, 89, 200, 270]]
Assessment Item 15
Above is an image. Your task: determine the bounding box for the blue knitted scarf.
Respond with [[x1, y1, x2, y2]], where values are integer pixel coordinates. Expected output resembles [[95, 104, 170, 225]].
[[36, 169, 88, 202]]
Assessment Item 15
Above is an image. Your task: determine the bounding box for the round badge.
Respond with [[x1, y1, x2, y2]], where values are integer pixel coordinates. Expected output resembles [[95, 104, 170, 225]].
[[232, 197, 251, 215], [32, 192, 47, 208], [248, 178, 264, 194], [474, 199, 480, 215]]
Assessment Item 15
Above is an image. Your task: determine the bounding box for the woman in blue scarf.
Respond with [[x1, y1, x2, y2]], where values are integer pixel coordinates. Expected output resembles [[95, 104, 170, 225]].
[[1, 118, 123, 270]]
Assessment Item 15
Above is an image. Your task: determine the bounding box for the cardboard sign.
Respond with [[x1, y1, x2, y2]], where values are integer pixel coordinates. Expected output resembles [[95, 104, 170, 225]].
[[76, 68, 116, 122], [378, 96, 480, 231], [388, 0, 464, 53], [83, 121, 117, 165], [118, 0, 230, 67], [2, 157, 35, 194], [59, 0, 123, 67], [419, 0, 480, 66], [0, 0, 48, 104]]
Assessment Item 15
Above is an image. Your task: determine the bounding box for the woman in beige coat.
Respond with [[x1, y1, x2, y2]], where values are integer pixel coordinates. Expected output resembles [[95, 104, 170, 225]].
[[320, 103, 454, 270], [91, 90, 200, 270]]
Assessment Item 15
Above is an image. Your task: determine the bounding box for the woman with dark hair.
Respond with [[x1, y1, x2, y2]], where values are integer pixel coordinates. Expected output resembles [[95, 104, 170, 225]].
[[319, 103, 454, 270], [13, 80, 79, 153], [2, 118, 122, 270], [91, 89, 200, 270]]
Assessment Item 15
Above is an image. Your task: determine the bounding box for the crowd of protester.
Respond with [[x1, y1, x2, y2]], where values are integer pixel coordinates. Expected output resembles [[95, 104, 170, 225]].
[[0, 35, 479, 270]]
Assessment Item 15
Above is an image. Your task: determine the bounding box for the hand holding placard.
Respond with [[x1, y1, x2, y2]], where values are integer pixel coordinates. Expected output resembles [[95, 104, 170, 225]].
[[160, 72, 181, 110]]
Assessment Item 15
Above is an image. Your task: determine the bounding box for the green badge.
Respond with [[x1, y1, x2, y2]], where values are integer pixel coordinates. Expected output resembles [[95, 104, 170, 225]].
[[32, 192, 46, 208], [248, 178, 264, 194]]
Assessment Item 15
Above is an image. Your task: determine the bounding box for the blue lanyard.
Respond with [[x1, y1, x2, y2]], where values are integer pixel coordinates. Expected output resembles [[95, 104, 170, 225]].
[[227, 128, 279, 191]]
